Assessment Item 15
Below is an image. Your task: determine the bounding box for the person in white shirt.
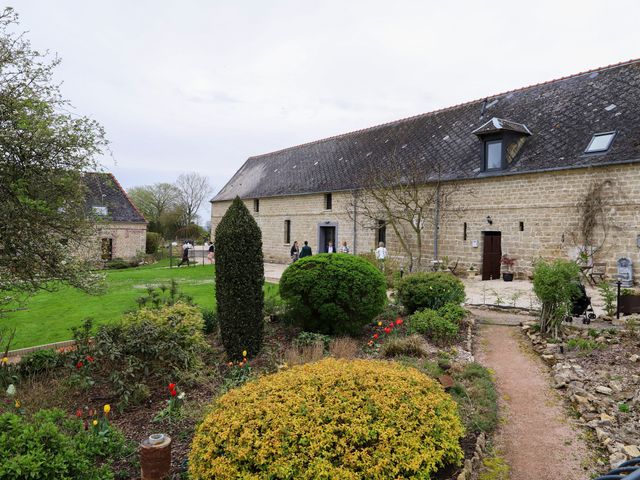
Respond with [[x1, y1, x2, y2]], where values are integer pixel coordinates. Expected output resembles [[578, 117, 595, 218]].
[[339, 241, 350, 253], [375, 242, 388, 271], [327, 241, 335, 253]]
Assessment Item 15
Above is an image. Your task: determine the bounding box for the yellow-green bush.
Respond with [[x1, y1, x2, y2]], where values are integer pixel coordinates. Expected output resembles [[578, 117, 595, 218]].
[[123, 302, 205, 344], [189, 358, 464, 479]]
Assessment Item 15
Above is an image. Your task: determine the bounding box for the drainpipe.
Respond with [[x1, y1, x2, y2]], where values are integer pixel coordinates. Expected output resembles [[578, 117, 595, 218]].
[[433, 184, 440, 260], [352, 190, 358, 255]]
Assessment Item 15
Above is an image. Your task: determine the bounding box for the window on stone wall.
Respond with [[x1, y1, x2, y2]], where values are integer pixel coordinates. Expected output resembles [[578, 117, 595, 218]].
[[377, 219, 386, 246], [254, 199, 260, 212], [324, 193, 332, 210], [101, 238, 113, 261], [463, 222, 467, 241], [284, 220, 291, 244], [519, 221, 524, 232]]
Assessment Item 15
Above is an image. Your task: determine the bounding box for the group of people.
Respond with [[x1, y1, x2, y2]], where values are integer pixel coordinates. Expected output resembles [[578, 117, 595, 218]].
[[176, 240, 216, 267], [289, 240, 388, 265]]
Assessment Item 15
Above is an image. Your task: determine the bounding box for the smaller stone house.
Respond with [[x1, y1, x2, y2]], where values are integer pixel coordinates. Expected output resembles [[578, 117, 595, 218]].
[[82, 172, 147, 261]]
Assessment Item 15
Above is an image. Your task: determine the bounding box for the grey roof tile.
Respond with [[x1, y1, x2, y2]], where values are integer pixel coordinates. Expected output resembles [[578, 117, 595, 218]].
[[214, 59, 640, 201], [83, 172, 146, 223]]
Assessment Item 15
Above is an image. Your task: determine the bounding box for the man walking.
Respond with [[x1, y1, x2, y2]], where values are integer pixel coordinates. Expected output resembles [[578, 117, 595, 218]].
[[299, 240, 312, 258]]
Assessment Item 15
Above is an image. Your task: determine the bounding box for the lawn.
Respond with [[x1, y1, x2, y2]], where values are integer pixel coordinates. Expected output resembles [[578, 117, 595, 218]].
[[3, 260, 279, 350]]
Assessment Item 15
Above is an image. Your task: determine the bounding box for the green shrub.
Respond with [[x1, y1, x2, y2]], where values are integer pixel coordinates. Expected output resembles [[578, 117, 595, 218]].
[[598, 282, 617, 317], [397, 272, 465, 314], [18, 348, 62, 377], [380, 334, 427, 358], [279, 254, 387, 335], [449, 362, 498, 434], [104, 258, 130, 270], [566, 338, 603, 354], [215, 197, 264, 360], [145, 232, 162, 254], [294, 331, 331, 350], [375, 303, 406, 322], [438, 303, 467, 325], [88, 303, 206, 408], [532, 259, 580, 337], [0, 408, 130, 479], [408, 309, 459, 344], [202, 308, 218, 335], [189, 358, 464, 479]]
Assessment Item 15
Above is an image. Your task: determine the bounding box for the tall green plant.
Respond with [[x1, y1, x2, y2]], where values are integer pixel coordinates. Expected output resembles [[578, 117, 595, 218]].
[[215, 197, 264, 359], [532, 259, 580, 337]]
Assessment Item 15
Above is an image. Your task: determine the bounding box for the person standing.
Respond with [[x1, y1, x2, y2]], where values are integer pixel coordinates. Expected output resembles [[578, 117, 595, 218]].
[[178, 240, 191, 267], [339, 241, 350, 253], [207, 242, 215, 264], [290, 240, 300, 262], [299, 240, 312, 258], [327, 241, 335, 253], [375, 241, 388, 271]]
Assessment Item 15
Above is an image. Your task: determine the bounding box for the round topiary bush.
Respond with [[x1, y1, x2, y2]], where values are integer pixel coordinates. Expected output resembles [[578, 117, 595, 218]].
[[397, 272, 465, 314], [279, 253, 386, 335], [189, 358, 464, 479]]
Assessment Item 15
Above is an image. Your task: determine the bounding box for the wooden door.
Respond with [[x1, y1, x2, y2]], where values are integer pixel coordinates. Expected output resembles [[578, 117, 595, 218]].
[[482, 232, 501, 280]]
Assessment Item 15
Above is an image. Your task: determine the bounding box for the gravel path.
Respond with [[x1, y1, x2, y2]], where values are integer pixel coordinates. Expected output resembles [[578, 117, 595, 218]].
[[477, 323, 596, 479]]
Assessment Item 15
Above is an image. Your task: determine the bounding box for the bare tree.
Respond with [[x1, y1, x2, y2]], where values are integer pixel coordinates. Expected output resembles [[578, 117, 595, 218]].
[[349, 148, 464, 272], [176, 172, 213, 226], [128, 183, 181, 226]]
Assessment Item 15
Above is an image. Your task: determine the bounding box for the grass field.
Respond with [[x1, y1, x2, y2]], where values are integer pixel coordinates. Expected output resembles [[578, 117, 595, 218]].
[[2, 260, 279, 350]]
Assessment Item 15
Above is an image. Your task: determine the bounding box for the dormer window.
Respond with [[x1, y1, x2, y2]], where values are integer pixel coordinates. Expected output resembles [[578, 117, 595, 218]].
[[472, 117, 531, 173], [585, 131, 616, 153], [485, 140, 503, 170], [92, 206, 108, 216]]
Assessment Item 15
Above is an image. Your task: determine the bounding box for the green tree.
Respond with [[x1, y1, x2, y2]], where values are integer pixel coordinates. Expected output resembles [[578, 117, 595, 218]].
[[532, 259, 580, 337], [215, 197, 264, 359], [0, 8, 106, 307], [128, 183, 181, 234]]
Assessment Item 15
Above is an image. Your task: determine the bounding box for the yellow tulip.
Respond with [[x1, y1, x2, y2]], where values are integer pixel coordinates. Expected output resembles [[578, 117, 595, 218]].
[[103, 404, 111, 414], [377, 321, 382, 326], [92, 419, 98, 426], [14, 400, 20, 408], [242, 350, 247, 357], [1, 357, 8, 365]]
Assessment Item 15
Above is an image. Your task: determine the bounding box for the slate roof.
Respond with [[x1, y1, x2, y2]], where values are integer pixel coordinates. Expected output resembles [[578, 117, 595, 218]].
[[82, 172, 147, 223], [214, 59, 640, 201], [471, 117, 532, 137]]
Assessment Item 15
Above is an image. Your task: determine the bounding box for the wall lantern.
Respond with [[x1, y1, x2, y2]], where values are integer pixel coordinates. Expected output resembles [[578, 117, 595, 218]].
[[486, 216, 493, 225]]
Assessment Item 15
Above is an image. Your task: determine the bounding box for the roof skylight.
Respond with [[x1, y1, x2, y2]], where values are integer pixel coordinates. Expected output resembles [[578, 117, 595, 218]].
[[585, 131, 616, 153]]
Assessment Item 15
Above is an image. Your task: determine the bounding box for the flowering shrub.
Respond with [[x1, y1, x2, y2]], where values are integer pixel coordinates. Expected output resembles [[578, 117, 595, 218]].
[[0, 408, 130, 479], [280, 254, 387, 335], [189, 358, 464, 479], [397, 272, 465, 314]]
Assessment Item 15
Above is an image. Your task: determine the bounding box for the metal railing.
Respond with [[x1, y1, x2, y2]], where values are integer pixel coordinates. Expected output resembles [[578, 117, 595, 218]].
[[594, 458, 640, 480]]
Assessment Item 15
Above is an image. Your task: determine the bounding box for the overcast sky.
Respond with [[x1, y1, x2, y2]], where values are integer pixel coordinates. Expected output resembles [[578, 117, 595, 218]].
[[12, 1, 640, 195]]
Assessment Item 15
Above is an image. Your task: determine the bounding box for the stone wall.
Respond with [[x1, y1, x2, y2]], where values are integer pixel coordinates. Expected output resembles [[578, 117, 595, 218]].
[[80, 222, 147, 261], [211, 163, 640, 281]]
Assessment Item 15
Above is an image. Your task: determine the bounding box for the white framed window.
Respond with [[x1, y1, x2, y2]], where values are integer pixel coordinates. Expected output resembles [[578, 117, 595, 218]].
[[585, 132, 616, 153]]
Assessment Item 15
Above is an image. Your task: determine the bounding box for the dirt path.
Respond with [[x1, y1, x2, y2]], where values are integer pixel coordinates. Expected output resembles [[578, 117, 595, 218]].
[[477, 323, 596, 479]]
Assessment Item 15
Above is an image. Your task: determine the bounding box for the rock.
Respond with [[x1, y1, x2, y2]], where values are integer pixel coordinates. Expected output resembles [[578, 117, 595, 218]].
[[630, 354, 640, 363], [595, 427, 609, 442], [600, 412, 615, 425], [596, 386, 613, 395], [610, 452, 627, 469], [623, 445, 640, 457], [438, 375, 455, 390]]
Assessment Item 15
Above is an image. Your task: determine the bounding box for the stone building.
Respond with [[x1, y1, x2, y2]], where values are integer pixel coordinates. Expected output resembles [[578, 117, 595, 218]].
[[82, 172, 147, 262], [211, 60, 640, 281]]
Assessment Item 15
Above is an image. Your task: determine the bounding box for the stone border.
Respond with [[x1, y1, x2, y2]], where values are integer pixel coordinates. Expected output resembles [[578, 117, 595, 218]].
[[7, 339, 76, 359], [457, 432, 488, 480]]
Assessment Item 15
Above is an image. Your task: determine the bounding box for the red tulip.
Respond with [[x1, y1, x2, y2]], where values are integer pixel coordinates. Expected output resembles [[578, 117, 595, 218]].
[[168, 383, 176, 390], [395, 318, 403, 326], [76, 361, 84, 369], [75, 408, 83, 418], [170, 389, 177, 397], [86, 356, 94, 362], [384, 327, 392, 334], [373, 333, 379, 339]]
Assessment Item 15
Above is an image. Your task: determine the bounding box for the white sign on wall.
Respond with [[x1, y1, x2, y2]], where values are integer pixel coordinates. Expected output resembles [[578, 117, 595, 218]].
[[471, 240, 479, 248]]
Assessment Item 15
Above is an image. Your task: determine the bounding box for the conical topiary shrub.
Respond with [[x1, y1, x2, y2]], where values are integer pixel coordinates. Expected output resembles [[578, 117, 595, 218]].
[[214, 196, 264, 359]]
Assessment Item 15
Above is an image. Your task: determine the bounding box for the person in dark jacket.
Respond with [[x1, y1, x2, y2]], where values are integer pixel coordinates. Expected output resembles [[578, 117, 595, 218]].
[[290, 241, 300, 262], [299, 240, 312, 258]]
